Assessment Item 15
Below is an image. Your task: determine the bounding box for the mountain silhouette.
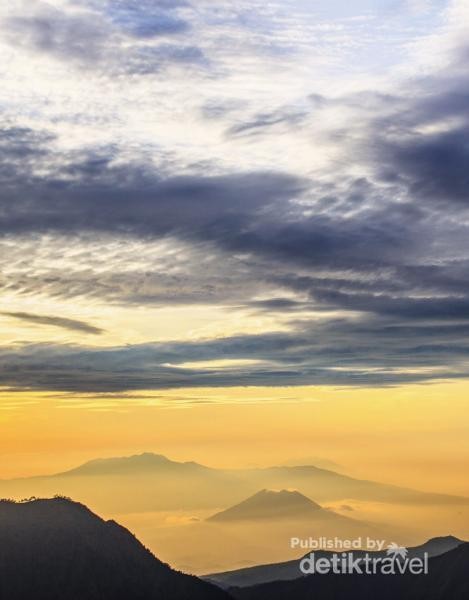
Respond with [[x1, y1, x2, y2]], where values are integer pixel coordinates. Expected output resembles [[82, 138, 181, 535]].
[[413, 535, 463, 557], [1, 453, 467, 512], [63, 452, 210, 476], [0, 497, 230, 600], [207, 489, 322, 522], [229, 542, 469, 600], [206, 535, 464, 588]]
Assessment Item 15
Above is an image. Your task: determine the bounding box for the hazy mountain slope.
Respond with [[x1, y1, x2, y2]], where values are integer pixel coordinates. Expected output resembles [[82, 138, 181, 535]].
[[240, 464, 469, 505], [0, 453, 467, 513], [0, 454, 239, 513], [63, 452, 212, 477], [200, 489, 390, 574], [206, 536, 464, 588], [230, 543, 469, 600], [207, 489, 322, 522], [0, 497, 230, 600]]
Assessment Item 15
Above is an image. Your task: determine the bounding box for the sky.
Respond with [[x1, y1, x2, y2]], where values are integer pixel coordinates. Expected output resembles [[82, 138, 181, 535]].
[[1, 0, 469, 489]]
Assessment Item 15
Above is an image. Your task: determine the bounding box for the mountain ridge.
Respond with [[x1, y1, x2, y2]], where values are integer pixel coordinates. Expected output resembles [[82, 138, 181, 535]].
[[206, 535, 465, 588], [230, 542, 469, 600], [1, 453, 468, 511], [207, 489, 323, 522], [0, 497, 230, 600], [61, 452, 212, 477]]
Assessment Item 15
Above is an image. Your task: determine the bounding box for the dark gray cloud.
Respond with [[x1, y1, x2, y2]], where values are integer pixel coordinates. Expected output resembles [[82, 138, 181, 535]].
[[0, 127, 53, 159], [353, 53, 469, 207], [106, 1, 190, 38], [1, 41, 469, 389], [2, 0, 205, 75], [374, 126, 469, 205], [5, 9, 109, 64], [1, 118, 469, 328], [226, 106, 309, 137], [0, 127, 55, 184], [1, 316, 469, 392], [0, 131, 306, 237], [1, 312, 104, 335]]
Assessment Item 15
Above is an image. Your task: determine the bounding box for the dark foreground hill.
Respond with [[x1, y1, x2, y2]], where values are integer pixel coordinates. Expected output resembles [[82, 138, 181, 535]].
[[230, 542, 469, 600], [0, 497, 230, 600]]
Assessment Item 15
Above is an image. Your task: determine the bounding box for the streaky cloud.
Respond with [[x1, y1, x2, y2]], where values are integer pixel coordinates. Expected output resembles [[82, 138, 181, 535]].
[[2, 312, 104, 335]]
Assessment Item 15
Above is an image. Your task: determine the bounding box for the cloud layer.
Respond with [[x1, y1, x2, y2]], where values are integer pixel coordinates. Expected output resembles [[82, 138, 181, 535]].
[[0, 0, 469, 393]]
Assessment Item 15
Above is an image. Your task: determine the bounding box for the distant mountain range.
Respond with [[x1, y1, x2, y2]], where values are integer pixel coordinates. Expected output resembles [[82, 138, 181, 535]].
[[1, 452, 467, 513], [229, 542, 469, 600], [206, 535, 464, 588], [0, 497, 229, 600]]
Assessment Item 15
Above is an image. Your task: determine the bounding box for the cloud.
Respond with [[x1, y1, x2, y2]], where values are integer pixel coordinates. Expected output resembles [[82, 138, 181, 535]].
[[1, 312, 104, 335], [4, 7, 109, 64], [2, 0, 205, 75], [1, 5, 469, 393], [121, 44, 207, 75], [1, 314, 469, 392], [106, 0, 190, 38], [340, 49, 469, 208], [226, 105, 309, 137], [0, 127, 54, 160], [0, 134, 306, 237], [374, 125, 469, 205]]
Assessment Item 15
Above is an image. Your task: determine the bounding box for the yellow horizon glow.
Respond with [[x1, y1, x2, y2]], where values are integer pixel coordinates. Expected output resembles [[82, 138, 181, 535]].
[[1, 380, 468, 498]]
